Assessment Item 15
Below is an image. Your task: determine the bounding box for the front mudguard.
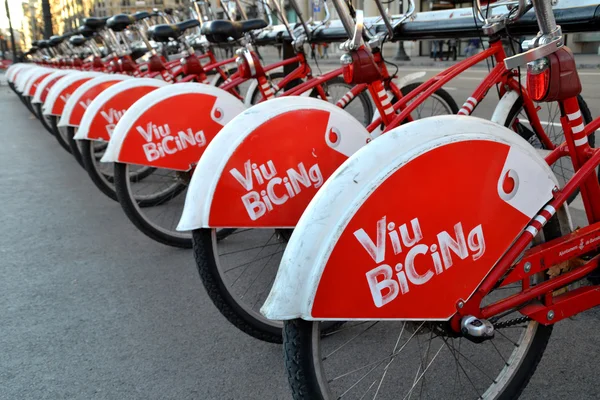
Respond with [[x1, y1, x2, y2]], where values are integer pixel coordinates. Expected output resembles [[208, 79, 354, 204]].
[[261, 115, 558, 321], [177, 97, 371, 231], [101, 83, 246, 171]]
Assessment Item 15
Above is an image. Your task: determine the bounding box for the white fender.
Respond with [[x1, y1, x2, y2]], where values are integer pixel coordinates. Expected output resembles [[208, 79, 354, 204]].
[[209, 72, 223, 87], [32, 70, 73, 104], [23, 67, 53, 97], [16, 66, 43, 93], [490, 89, 520, 126], [395, 71, 427, 90], [101, 83, 246, 171], [74, 78, 167, 141], [243, 79, 261, 106], [177, 96, 371, 230], [241, 68, 287, 106], [261, 115, 559, 321], [58, 74, 131, 128], [43, 71, 103, 116], [7, 63, 31, 83]]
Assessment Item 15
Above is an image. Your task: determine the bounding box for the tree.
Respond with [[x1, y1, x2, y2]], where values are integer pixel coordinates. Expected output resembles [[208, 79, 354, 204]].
[[42, 0, 53, 39]]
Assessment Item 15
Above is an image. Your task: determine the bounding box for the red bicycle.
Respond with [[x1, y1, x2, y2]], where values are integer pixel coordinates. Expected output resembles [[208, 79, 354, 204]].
[[259, 0, 600, 398]]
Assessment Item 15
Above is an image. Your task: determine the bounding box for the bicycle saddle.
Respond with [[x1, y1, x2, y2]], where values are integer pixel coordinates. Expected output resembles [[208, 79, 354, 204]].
[[49, 35, 65, 46], [83, 16, 109, 30], [37, 40, 50, 49], [69, 35, 88, 47], [78, 25, 96, 38], [107, 14, 135, 32], [133, 11, 151, 21], [201, 19, 267, 43], [148, 19, 200, 42]]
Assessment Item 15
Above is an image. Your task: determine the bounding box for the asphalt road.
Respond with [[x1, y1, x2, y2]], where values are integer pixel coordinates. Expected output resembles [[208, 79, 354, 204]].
[[1, 69, 600, 399]]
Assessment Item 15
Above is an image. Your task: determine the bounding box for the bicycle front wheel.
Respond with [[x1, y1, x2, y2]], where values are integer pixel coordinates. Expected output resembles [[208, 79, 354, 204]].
[[503, 94, 594, 203]]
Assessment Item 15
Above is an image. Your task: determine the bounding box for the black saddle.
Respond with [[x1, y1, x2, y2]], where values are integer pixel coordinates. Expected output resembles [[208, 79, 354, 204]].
[[78, 25, 96, 38], [49, 35, 65, 46], [148, 19, 200, 42], [133, 11, 151, 21], [69, 35, 88, 47], [200, 19, 267, 43], [37, 40, 50, 49], [83, 17, 109, 30], [107, 14, 135, 32]]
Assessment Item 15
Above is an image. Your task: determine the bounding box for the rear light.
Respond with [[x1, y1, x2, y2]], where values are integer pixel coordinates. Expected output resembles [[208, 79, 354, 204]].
[[527, 58, 551, 102], [340, 53, 353, 84]]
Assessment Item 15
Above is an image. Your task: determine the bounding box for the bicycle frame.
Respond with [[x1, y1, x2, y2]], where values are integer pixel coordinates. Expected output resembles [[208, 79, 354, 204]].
[[364, 40, 554, 151], [449, 47, 600, 331]]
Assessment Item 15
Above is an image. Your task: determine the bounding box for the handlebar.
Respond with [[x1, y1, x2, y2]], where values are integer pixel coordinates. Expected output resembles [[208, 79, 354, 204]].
[[474, 0, 528, 24]]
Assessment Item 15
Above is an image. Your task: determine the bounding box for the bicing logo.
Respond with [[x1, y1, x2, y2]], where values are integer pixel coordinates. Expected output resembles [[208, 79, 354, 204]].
[[230, 159, 324, 221], [357, 216, 486, 308]]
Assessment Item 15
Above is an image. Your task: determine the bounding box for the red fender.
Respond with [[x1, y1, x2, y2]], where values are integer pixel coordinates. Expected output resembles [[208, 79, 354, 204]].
[[261, 116, 558, 321], [32, 70, 73, 105], [42, 71, 103, 116], [74, 78, 167, 142], [178, 97, 371, 230], [58, 74, 132, 128], [102, 83, 246, 171]]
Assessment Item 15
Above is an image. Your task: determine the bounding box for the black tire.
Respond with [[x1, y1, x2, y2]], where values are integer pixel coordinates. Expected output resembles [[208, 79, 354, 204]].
[[192, 228, 341, 344], [35, 103, 54, 135], [193, 228, 284, 343], [113, 162, 191, 248], [50, 116, 73, 154], [67, 127, 85, 168], [504, 94, 594, 203], [214, 67, 240, 97], [309, 76, 375, 127], [80, 139, 119, 201], [25, 96, 36, 116], [399, 82, 460, 119]]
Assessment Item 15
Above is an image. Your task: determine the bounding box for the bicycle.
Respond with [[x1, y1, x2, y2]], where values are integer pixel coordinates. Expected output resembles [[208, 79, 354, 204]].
[[101, 0, 456, 248], [178, 0, 593, 345], [259, 0, 600, 398]]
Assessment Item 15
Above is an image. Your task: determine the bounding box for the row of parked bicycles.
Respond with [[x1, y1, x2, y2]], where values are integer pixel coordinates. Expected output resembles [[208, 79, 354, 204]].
[[7, 0, 600, 397]]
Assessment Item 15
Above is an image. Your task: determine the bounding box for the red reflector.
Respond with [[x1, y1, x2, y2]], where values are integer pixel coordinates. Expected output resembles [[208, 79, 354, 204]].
[[528, 67, 550, 102], [342, 63, 354, 84]]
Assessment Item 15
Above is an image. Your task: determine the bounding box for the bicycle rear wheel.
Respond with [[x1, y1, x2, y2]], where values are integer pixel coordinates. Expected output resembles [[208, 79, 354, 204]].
[[50, 116, 73, 154], [80, 139, 157, 202], [191, 83, 458, 343], [66, 127, 85, 168], [283, 209, 571, 399], [113, 162, 191, 248], [35, 103, 54, 135]]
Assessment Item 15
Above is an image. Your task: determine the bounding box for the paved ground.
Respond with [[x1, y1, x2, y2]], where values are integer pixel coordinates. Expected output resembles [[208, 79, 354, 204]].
[[1, 70, 600, 399]]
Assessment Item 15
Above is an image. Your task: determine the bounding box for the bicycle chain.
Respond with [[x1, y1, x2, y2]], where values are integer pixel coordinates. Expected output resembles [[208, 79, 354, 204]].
[[493, 316, 531, 329]]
